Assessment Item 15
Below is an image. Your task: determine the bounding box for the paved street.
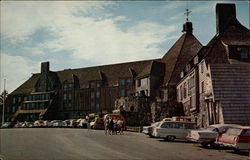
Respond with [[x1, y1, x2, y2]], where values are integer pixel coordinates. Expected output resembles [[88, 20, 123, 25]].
[[0, 128, 249, 160]]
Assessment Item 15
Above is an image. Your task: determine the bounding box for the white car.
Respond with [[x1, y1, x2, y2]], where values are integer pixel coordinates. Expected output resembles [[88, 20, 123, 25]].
[[51, 120, 63, 127], [186, 124, 241, 147], [143, 122, 161, 137], [151, 121, 196, 141]]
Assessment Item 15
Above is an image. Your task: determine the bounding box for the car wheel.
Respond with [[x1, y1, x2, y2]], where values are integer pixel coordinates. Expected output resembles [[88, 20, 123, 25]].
[[165, 136, 175, 142], [201, 142, 209, 147], [149, 134, 154, 138]]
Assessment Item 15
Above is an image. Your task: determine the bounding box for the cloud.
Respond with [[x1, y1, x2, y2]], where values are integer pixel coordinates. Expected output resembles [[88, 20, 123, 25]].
[[1, 1, 179, 92], [0, 53, 40, 93]]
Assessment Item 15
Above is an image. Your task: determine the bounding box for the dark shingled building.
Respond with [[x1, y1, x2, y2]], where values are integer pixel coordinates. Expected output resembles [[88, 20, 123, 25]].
[[1, 3, 249, 126]]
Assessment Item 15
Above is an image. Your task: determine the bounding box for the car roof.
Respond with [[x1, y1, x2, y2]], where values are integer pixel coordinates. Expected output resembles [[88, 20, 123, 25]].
[[209, 124, 242, 128]]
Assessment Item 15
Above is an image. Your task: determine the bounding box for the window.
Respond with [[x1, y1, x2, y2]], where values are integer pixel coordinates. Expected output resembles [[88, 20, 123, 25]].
[[68, 94, 72, 100], [96, 91, 100, 99], [120, 79, 125, 86], [141, 78, 147, 86], [68, 84, 73, 89], [63, 94, 67, 100], [184, 82, 187, 99], [91, 92, 95, 99], [96, 103, 100, 110], [91, 102, 95, 108], [137, 79, 141, 87], [31, 103, 35, 109], [45, 94, 50, 100], [63, 84, 68, 90], [96, 82, 101, 88], [201, 61, 204, 73], [239, 47, 249, 59], [12, 97, 16, 104], [194, 56, 199, 65], [127, 78, 132, 85], [120, 89, 125, 97], [201, 81, 205, 93], [12, 106, 16, 113], [90, 82, 95, 88], [18, 97, 21, 102]]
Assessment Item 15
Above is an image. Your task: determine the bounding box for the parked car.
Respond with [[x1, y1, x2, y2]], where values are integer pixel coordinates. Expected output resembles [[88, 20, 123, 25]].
[[69, 119, 79, 128], [143, 122, 161, 137], [90, 118, 104, 130], [34, 120, 44, 127], [216, 126, 250, 152], [62, 120, 71, 127], [186, 124, 241, 147], [51, 120, 63, 127], [151, 121, 196, 141], [77, 119, 88, 128], [43, 120, 53, 127], [1, 122, 15, 128]]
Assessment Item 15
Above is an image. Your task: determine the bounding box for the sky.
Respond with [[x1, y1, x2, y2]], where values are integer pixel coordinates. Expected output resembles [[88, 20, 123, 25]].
[[0, 1, 249, 93]]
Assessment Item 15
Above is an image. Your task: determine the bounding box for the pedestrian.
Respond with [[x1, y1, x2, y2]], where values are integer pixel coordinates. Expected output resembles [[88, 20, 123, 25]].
[[104, 117, 109, 135], [113, 118, 118, 135], [118, 119, 124, 135], [108, 118, 114, 135]]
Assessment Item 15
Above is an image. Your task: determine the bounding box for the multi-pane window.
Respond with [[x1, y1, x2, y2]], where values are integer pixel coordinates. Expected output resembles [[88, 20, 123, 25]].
[[12, 97, 16, 104], [141, 78, 147, 86], [63, 94, 67, 100], [18, 97, 21, 102], [96, 91, 100, 99], [91, 102, 95, 108], [12, 106, 16, 113], [120, 79, 125, 86], [201, 61, 204, 73], [90, 82, 95, 88], [120, 89, 125, 97], [184, 82, 187, 99], [91, 92, 95, 99], [96, 103, 100, 110], [240, 47, 249, 59], [127, 78, 132, 85], [68, 94, 72, 100], [96, 82, 101, 88], [201, 81, 205, 93]]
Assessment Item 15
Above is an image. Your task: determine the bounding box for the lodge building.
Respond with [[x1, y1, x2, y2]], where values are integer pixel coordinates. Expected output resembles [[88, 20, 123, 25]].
[[1, 3, 249, 126]]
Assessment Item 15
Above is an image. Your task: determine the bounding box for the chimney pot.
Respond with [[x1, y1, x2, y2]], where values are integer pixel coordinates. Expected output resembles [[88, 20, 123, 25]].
[[216, 3, 236, 34], [41, 61, 50, 74]]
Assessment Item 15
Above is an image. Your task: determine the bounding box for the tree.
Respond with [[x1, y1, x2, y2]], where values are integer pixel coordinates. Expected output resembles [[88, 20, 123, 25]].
[[0, 90, 8, 106]]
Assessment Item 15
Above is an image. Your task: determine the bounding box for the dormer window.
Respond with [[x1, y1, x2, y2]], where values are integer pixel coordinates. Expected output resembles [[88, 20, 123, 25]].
[[238, 47, 249, 59]]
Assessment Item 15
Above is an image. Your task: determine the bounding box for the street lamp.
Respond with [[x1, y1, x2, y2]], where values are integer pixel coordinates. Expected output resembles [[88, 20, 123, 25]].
[[1, 79, 6, 125]]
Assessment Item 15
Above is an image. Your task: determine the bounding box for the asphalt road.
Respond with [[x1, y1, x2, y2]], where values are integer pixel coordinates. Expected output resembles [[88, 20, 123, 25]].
[[0, 128, 249, 160]]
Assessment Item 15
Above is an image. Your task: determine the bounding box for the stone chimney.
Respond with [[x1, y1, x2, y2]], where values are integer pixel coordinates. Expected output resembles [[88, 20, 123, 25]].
[[41, 61, 50, 74], [216, 3, 236, 34], [182, 21, 193, 34]]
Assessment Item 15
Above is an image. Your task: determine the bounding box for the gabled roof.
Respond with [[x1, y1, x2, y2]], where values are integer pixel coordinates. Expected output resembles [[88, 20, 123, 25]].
[[201, 18, 250, 64], [11, 59, 156, 95], [160, 32, 202, 86], [137, 60, 165, 78]]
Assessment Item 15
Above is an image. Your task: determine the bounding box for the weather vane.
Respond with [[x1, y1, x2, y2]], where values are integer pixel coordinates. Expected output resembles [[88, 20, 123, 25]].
[[184, 2, 191, 21]]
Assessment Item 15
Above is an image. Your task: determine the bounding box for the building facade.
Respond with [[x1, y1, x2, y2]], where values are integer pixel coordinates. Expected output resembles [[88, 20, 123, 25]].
[[1, 3, 249, 127], [177, 4, 250, 127]]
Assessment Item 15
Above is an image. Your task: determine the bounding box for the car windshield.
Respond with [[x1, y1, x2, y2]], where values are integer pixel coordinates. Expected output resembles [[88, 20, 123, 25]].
[[206, 126, 218, 132], [226, 128, 242, 135]]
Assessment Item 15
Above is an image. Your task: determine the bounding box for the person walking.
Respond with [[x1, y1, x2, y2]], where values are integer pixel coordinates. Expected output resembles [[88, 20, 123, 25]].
[[104, 117, 109, 135], [118, 119, 124, 135], [113, 118, 118, 135], [108, 118, 114, 135]]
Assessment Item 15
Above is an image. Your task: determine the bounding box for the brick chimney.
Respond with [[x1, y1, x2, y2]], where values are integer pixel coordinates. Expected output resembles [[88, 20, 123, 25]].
[[41, 61, 50, 74], [216, 3, 236, 34]]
